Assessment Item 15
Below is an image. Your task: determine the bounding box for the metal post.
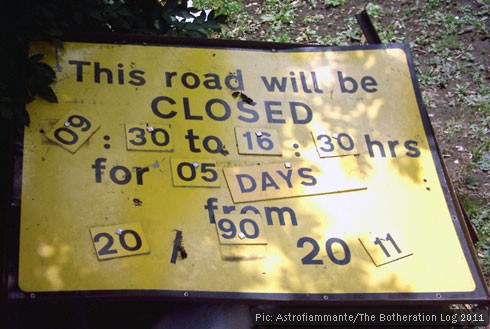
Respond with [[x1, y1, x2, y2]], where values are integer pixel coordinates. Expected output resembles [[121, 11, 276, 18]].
[[355, 10, 382, 44]]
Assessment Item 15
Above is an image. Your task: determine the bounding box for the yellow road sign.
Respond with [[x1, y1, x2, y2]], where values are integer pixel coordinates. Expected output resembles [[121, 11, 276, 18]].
[[14, 40, 488, 302]]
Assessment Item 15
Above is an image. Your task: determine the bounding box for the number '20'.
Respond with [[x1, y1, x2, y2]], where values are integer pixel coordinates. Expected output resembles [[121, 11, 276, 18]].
[[93, 230, 142, 256], [297, 237, 351, 265]]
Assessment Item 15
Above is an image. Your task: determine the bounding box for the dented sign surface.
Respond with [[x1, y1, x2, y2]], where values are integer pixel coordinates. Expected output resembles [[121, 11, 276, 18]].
[[15, 41, 487, 301]]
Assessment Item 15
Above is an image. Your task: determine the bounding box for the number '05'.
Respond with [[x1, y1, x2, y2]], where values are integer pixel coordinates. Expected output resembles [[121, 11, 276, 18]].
[[176, 162, 217, 182], [297, 237, 351, 265]]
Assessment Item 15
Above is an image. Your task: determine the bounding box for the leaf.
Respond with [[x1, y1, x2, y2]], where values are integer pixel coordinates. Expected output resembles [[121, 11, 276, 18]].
[[187, 7, 201, 13], [214, 14, 228, 24], [184, 26, 208, 38], [260, 14, 276, 22], [117, 7, 134, 17], [23, 94, 35, 104], [477, 152, 490, 172], [0, 96, 13, 103], [74, 11, 84, 25], [29, 54, 44, 62], [206, 9, 215, 20], [202, 20, 221, 30], [193, 13, 206, 24], [89, 9, 106, 22], [35, 62, 57, 82], [38, 86, 58, 103], [113, 17, 132, 30], [0, 103, 14, 121], [162, 14, 178, 25], [15, 107, 30, 126], [174, 9, 194, 20], [162, 0, 179, 12], [153, 19, 162, 30]]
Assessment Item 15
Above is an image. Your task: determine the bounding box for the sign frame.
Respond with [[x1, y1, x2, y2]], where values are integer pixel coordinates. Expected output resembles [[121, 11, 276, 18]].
[[5, 34, 489, 305]]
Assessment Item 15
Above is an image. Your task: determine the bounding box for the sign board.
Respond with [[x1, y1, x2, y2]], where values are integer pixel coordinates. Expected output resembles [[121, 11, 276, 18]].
[[11, 40, 488, 302]]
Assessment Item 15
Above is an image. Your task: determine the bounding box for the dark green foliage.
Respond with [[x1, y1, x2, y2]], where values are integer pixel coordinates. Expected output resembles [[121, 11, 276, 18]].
[[0, 0, 227, 125], [0, 83, 14, 121], [58, 0, 225, 36], [26, 54, 58, 103]]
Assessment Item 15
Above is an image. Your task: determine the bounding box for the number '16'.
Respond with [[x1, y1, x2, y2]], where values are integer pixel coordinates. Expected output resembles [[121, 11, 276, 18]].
[[242, 131, 274, 151]]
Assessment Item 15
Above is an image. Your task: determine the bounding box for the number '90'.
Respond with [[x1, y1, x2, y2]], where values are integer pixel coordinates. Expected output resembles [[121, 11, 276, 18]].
[[218, 218, 260, 239]]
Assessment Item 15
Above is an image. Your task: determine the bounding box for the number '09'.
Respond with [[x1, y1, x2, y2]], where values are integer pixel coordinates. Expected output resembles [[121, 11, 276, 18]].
[[54, 115, 92, 145]]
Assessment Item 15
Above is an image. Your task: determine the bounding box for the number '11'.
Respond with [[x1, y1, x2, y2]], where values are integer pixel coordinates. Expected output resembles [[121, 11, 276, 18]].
[[374, 233, 401, 257]]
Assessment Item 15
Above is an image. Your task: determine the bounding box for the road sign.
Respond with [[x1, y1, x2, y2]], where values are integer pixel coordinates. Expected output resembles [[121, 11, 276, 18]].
[[12, 40, 488, 302]]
